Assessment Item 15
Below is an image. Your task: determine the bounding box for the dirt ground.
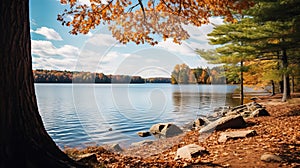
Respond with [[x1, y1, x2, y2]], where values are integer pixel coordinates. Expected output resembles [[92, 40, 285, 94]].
[[65, 94, 300, 168]]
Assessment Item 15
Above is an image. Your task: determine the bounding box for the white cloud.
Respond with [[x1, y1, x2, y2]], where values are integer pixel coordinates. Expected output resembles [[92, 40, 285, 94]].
[[31, 40, 79, 58], [32, 27, 63, 41], [180, 17, 224, 50], [156, 39, 196, 56], [87, 33, 119, 47], [156, 20, 221, 57], [31, 40, 79, 70], [33, 57, 77, 71]]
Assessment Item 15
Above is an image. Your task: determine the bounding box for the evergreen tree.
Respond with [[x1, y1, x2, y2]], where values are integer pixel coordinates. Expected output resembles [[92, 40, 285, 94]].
[[248, 0, 300, 101], [207, 18, 258, 105]]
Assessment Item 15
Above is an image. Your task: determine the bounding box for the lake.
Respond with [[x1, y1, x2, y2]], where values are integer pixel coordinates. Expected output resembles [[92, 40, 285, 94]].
[[35, 84, 239, 148]]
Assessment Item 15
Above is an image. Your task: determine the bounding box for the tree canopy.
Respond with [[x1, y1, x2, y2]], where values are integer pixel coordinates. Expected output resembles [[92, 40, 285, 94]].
[[58, 0, 254, 45], [202, 0, 300, 102]]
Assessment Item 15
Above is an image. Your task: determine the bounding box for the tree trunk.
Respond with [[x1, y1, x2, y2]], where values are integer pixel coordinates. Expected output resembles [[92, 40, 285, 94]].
[[0, 1, 83, 167], [271, 80, 275, 96], [281, 49, 290, 102], [240, 61, 244, 105], [279, 80, 283, 93], [291, 75, 295, 94]]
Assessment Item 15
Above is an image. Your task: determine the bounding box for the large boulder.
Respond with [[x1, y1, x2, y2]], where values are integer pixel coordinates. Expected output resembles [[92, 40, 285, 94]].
[[250, 108, 270, 117], [218, 130, 257, 143], [150, 123, 183, 138], [199, 115, 246, 133], [174, 144, 208, 160], [193, 117, 210, 128], [223, 102, 270, 119]]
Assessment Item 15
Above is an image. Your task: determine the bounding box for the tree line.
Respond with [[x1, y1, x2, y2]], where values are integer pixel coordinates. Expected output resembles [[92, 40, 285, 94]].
[[171, 64, 234, 84], [33, 69, 171, 83]]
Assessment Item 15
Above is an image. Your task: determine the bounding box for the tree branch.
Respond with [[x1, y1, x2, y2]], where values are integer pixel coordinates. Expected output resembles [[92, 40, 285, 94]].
[[138, 0, 146, 21], [161, 0, 174, 12], [127, 3, 139, 13]]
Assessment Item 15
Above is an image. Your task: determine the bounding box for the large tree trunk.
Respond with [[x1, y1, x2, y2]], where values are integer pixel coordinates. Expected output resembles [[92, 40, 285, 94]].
[[0, 1, 83, 167], [281, 49, 290, 102]]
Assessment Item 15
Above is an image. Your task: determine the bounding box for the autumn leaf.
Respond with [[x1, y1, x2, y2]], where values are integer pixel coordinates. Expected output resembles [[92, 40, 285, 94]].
[[58, 0, 254, 45]]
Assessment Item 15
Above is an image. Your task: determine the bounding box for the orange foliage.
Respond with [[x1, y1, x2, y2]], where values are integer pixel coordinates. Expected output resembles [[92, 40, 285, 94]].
[[58, 0, 254, 45]]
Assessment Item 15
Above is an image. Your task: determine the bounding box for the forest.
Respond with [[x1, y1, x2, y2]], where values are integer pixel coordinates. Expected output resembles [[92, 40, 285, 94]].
[[171, 64, 228, 84], [171, 62, 300, 96], [33, 69, 170, 83]]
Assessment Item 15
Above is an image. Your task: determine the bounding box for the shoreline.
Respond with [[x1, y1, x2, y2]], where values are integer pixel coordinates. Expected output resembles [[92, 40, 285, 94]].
[[65, 95, 300, 167]]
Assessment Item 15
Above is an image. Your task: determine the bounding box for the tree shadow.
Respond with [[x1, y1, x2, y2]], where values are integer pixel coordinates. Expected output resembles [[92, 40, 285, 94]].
[[278, 109, 300, 117], [286, 109, 300, 116], [278, 143, 300, 165]]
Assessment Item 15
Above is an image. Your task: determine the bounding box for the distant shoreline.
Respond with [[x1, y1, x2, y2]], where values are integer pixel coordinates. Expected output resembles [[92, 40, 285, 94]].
[[33, 69, 171, 84]]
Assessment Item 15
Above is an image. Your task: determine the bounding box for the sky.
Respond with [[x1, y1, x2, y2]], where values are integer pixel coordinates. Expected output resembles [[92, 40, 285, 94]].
[[29, 0, 222, 78]]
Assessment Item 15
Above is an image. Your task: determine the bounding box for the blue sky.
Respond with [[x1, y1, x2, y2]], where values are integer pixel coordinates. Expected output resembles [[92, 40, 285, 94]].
[[29, 0, 222, 77]]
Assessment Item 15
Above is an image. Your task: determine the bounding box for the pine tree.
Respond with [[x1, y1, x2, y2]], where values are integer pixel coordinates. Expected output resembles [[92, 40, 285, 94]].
[[207, 18, 258, 105], [248, 0, 300, 101]]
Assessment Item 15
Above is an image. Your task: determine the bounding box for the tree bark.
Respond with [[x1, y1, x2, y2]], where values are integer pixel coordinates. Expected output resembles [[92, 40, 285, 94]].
[[281, 49, 290, 102], [291, 75, 295, 94], [271, 80, 275, 96], [0, 1, 83, 167], [240, 61, 244, 105], [279, 80, 283, 93]]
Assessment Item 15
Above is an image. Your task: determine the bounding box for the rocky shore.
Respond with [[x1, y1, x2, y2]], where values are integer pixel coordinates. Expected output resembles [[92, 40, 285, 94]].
[[65, 96, 300, 168]]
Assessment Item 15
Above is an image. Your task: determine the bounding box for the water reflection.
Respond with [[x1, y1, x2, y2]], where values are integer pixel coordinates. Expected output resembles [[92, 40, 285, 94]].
[[36, 84, 239, 148], [172, 85, 240, 117]]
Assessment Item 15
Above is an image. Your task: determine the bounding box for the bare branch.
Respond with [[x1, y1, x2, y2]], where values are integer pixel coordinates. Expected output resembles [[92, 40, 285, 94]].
[[127, 3, 139, 13], [178, 0, 182, 15], [137, 0, 146, 21]]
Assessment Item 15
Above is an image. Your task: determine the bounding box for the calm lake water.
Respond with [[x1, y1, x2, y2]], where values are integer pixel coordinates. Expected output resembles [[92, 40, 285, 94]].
[[35, 84, 239, 148]]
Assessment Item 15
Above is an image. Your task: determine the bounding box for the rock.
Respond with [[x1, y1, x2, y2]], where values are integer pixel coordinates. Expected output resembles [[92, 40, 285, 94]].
[[213, 106, 230, 116], [193, 117, 210, 128], [247, 102, 263, 111], [207, 113, 222, 121], [199, 115, 246, 133], [131, 140, 154, 147], [105, 143, 123, 152], [183, 118, 210, 131], [150, 123, 183, 138], [250, 97, 259, 101], [250, 108, 270, 117], [225, 111, 240, 116], [137, 131, 151, 137], [175, 144, 208, 160], [76, 153, 98, 164], [260, 154, 282, 162], [218, 130, 257, 143], [230, 104, 247, 112], [182, 122, 194, 131]]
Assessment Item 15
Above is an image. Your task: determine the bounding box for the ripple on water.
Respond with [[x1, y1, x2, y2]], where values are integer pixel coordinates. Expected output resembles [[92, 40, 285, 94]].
[[35, 84, 238, 148]]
